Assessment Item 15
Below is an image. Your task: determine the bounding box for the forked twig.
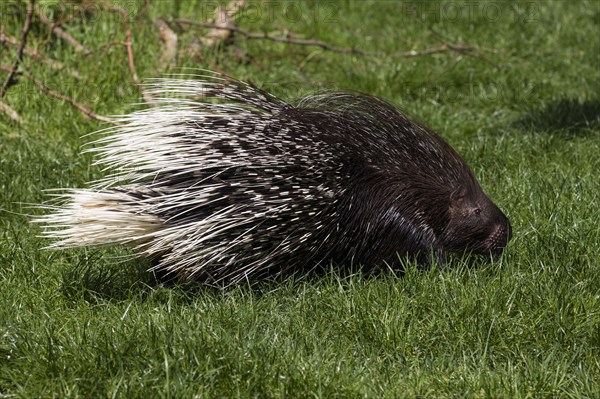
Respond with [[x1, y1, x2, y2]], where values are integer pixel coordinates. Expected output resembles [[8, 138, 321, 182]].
[[173, 18, 495, 62], [174, 18, 371, 55], [35, 6, 92, 56]]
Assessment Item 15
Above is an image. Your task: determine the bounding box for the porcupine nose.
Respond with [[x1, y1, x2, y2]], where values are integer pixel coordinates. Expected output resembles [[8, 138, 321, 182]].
[[490, 218, 512, 260]]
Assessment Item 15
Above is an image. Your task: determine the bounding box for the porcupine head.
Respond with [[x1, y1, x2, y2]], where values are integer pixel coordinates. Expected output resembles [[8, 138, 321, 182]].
[[337, 157, 512, 268]]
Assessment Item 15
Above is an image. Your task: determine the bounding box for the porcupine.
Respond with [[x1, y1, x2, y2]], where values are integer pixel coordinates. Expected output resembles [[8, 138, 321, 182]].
[[36, 72, 512, 284]]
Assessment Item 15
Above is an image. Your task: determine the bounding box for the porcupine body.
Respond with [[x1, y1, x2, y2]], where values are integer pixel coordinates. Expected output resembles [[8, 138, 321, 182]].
[[37, 72, 512, 284]]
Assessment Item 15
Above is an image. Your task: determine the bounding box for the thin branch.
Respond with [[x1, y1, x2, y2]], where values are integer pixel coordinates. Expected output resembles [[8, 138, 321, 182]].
[[180, 0, 246, 60], [156, 18, 178, 65], [33, 2, 86, 55], [124, 26, 139, 82], [0, 30, 81, 79], [0, 0, 36, 99], [88, 39, 133, 84], [35, 7, 92, 56], [0, 101, 23, 123], [173, 18, 493, 62], [428, 28, 498, 67], [200, 7, 234, 47], [0, 66, 115, 124], [391, 43, 475, 58], [224, 0, 247, 19], [106, 6, 139, 83], [173, 18, 371, 55]]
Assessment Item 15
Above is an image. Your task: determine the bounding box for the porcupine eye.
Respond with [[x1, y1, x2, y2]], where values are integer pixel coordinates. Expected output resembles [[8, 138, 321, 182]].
[[474, 208, 482, 216]]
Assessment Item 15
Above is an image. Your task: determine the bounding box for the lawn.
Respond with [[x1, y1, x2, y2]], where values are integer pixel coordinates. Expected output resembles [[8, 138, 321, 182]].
[[1, 0, 599, 397]]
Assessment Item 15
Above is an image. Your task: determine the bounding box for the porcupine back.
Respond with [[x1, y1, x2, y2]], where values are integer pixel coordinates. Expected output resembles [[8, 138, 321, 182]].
[[36, 72, 511, 284]]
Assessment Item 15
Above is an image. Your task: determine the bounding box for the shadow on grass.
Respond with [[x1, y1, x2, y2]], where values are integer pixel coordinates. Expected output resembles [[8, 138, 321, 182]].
[[58, 249, 504, 303], [57, 253, 407, 302], [516, 98, 600, 134], [59, 251, 162, 304]]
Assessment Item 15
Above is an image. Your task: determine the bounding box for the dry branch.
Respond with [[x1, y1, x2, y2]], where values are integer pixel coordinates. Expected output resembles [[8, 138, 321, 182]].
[[0, 101, 23, 123], [173, 18, 490, 62], [200, 7, 235, 48], [35, 7, 92, 56], [0, 30, 81, 79], [156, 19, 178, 66], [174, 18, 371, 55], [124, 25, 138, 82], [428, 28, 498, 67], [392, 43, 475, 58], [0, 0, 36, 99], [0, 66, 114, 124], [105, 6, 139, 83]]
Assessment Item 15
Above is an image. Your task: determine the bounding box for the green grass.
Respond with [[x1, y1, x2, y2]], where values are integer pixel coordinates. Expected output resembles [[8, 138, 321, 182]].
[[1, 0, 599, 397]]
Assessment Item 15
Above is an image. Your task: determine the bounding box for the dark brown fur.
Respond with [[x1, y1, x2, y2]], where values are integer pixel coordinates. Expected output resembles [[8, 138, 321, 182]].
[[283, 93, 512, 269]]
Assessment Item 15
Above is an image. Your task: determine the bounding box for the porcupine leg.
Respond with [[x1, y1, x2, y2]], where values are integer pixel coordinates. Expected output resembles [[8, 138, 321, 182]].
[[148, 257, 174, 284]]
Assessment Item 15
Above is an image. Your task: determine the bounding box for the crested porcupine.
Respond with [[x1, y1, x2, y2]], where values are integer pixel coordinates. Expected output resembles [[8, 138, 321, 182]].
[[36, 72, 512, 284]]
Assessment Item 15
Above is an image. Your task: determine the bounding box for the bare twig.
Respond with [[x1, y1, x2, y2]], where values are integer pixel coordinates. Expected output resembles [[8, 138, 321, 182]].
[[124, 25, 139, 82], [0, 66, 115, 124], [0, 0, 36, 99], [105, 5, 160, 107], [223, 0, 247, 19], [200, 7, 236, 48], [0, 101, 23, 123], [89, 39, 136, 84], [173, 18, 491, 62], [33, 2, 86, 55], [391, 43, 475, 58], [86, 5, 144, 103], [428, 28, 498, 67], [106, 6, 139, 83], [156, 19, 178, 66], [150, 17, 180, 106], [0, 30, 81, 79], [139, 0, 151, 17], [174, 18, 371, 55], [35, 7, 92, 56]]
